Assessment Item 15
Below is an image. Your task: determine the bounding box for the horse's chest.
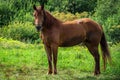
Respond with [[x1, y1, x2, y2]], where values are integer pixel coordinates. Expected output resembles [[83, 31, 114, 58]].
[[41, 35, 52, 43], [41, 33, 59, 45]]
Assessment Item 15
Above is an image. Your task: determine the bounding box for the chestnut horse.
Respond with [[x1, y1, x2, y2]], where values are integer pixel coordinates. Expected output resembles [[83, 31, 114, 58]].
[[33, 5, 111, 75]]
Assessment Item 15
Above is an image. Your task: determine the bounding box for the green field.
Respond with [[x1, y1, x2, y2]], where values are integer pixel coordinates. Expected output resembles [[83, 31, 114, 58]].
[[0, 38, 120, 80]]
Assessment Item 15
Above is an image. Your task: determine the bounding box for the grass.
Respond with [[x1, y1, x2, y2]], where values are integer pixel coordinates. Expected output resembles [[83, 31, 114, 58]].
[[0, 38, 120, 80]]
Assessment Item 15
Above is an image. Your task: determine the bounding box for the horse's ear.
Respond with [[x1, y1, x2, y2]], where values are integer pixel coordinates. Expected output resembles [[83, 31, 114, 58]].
[[41, 4, 44, 10], [33, 5, 37, 10]]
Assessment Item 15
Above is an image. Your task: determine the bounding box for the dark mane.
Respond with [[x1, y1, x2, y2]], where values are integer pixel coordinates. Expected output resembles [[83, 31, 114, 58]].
[[43, 11, 62, 28]]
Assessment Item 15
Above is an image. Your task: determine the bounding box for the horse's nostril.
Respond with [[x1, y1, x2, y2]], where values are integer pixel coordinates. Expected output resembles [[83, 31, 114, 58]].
[[36, 26, 41, 31]]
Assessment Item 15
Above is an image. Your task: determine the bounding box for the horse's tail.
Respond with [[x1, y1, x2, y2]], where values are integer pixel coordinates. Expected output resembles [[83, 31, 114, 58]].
[[100, 31, 111, 70]]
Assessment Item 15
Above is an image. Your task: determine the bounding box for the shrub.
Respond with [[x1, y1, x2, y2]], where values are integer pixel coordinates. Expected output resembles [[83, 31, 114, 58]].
[[0, 22, 39, 43], [14, 11, 34, 22], [0, 2, 15, 27], [0, 37, 28, 49], [52, 11, 88, 21], [108, 25, 120, 43], [94, 0, 119, 22]]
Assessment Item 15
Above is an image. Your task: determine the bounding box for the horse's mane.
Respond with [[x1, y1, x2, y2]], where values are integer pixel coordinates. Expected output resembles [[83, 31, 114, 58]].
[[43, 10, 62, 28]]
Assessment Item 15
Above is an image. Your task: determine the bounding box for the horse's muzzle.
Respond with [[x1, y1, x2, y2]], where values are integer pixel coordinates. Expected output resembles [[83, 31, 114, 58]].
[[36, 26, 42, 32]]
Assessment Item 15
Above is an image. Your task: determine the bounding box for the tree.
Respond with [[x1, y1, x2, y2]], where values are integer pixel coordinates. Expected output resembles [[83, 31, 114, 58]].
[[95, 0, 119, 21], [67, 0, 97, 14]]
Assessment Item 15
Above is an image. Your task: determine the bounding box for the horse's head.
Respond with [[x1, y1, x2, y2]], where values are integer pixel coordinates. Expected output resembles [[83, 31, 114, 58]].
[[33, 5, 45, 31]]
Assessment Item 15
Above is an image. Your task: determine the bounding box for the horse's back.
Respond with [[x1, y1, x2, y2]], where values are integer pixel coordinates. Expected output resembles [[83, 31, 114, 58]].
[[77, 18, 102, 31], [63, 18, 102, 32], [61, 18, 102, 37]]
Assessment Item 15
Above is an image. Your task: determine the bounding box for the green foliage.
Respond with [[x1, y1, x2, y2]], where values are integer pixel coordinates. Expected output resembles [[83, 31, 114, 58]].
[[0, 0, 35, 27], [94, 0, 120, 26], [0, 22, 39, 43], [95, 0, 118, 20], [0, 0, 120, 43], [52, 11, 88, 21], [47, 0, 97, 13], [92, 0, 120, 42], [0, 0, 96, 26], [109, 25, 120, 43], [14, 12, 34, 22], [0, 1, 14, 27], [67, 0, 97, 14]]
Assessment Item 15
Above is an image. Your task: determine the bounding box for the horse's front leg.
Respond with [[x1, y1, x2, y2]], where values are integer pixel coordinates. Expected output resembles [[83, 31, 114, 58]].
[[51, 44, 58, 74], [44, 44, 52, 74]]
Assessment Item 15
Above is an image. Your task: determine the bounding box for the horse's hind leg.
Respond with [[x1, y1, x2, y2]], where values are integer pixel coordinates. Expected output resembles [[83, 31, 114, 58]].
[[85, 43, 100, 75]]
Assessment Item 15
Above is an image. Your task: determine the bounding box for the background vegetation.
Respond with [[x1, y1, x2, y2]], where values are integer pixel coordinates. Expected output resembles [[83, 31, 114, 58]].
[[0, 0, 120, 79], [0, 0, 120, 43]]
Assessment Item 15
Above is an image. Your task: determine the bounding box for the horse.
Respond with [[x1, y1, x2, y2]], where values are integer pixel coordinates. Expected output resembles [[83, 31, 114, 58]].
[[33, 5, 111, 75]]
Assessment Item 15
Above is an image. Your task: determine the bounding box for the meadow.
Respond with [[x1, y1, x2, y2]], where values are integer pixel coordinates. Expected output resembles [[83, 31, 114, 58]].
[[0, 38, 120, 80]]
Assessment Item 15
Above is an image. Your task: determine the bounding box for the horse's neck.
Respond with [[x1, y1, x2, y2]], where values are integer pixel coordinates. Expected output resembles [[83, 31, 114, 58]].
[[44, 11, 61, 28]]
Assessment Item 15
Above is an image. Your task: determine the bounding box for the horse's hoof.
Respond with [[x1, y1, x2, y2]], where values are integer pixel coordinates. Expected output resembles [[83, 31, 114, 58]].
[[94, 71, 100, 76], [47, 71, 52, 75], [53, 71, 57, 75]]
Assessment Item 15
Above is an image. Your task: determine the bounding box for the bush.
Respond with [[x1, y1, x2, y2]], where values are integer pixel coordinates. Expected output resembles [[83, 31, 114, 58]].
[[52, 11, 88, 21], [94, 0, 119, 22], [14, 11, 34, 22], [0, 37, 28, 49], [0, 2, 15, 27], [0, 22, 39, 43], [108, 25, 120, 43], [93, 0, 120, 32]]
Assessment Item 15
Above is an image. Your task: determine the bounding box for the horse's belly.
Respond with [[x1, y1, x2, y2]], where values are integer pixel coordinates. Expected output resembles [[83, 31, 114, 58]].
[[59, 36, 84, 47]]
